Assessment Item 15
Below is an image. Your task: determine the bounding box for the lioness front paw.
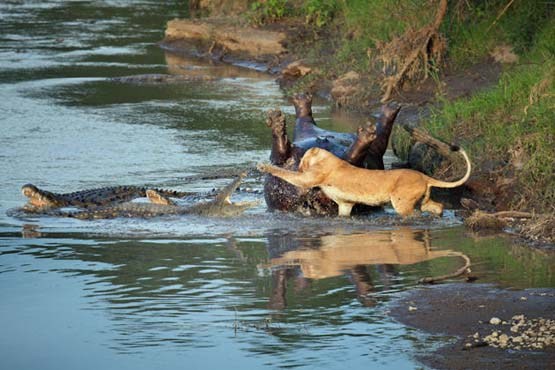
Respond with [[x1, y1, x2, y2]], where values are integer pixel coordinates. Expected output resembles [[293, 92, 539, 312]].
[[256, 162, 271, 173]]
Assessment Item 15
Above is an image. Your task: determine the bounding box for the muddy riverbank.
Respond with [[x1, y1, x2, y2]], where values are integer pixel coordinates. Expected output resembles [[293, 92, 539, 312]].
[[389, 283, 555, 369]]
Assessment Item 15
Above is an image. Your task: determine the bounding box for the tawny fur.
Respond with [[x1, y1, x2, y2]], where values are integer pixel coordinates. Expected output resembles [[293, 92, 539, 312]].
[[258, 147, 471, 217]]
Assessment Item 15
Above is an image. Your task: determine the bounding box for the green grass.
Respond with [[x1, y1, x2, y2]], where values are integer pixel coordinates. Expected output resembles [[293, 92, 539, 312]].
[[444, 1, 554, 67], [424, 22, 555, 211]]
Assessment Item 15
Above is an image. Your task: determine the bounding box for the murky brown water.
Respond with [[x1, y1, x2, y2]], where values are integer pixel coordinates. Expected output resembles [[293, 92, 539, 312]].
[[1, 2, 553, 369]]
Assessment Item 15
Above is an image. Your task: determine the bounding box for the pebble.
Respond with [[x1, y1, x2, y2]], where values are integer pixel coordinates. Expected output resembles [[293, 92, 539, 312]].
[[490, 317, 502, 325], [471, 315, 554, 351]]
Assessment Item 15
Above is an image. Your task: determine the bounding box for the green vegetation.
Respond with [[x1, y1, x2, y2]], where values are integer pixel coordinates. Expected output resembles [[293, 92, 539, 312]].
[[445, 1, 554, 67], [303, 0, 339, 28], [247, 0, 291, 25], [425, 44, 554, 211], [245, 1, 553, 71]]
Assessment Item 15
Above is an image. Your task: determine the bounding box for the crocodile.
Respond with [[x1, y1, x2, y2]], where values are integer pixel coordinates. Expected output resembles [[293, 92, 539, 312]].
[[109, 73, 216, 84], [263, 93, 400, 215], [24, 174, 258, 220], [21, 183, 196, 209]]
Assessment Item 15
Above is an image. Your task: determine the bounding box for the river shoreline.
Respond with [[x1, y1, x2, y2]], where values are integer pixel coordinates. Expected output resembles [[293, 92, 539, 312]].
[[389, 283, 555, 369], [158, 16, 554, 247]]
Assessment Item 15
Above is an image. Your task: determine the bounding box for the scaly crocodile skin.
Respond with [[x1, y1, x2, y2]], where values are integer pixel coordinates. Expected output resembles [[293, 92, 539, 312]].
[[21, 184, 195, 209], [23, 174, 258, 220]]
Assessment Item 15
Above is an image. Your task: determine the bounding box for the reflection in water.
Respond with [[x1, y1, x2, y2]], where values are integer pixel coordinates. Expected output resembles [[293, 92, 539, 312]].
[[263, 228, 463, 308], [1, 225, 554, 369]]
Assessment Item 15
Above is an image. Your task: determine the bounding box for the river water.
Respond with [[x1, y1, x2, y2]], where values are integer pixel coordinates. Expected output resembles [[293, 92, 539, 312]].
[[0, 2, 553, 369]]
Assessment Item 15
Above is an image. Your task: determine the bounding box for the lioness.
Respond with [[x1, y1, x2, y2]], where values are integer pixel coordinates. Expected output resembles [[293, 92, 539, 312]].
[[257, 147, 471, 217]]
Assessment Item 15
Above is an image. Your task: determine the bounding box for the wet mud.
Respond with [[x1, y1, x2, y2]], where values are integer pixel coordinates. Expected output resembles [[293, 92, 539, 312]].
[[389, 283, 555, 369]]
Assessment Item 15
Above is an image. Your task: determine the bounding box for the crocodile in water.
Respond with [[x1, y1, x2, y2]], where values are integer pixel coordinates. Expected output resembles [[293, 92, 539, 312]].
[[21, 183, 196, 209], [28, 174, 258, 220], [109, 74, 216, 84]]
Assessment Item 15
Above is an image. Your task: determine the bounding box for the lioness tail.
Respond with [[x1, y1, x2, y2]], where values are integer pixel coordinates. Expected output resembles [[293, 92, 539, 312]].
[[427, 148, 471, 189]]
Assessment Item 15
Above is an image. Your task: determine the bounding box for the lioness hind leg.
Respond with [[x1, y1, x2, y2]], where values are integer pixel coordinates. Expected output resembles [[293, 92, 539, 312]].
[[421, 199, 443, 216], [391, 198, 417, 218], [420, 187, 443, 216]]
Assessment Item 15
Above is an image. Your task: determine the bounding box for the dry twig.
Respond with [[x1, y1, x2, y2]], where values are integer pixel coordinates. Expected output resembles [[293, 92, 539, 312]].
[[419, 252, 471, 284]]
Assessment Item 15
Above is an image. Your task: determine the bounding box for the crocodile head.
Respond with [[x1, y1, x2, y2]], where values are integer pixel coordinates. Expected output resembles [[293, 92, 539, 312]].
[[21, 184, 61, 208], [193, 173, 261, 217], [146, 189, 175, 205]]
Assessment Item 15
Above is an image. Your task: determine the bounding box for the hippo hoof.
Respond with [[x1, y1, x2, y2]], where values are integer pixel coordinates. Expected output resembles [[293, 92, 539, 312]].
[[265, 109, 286, 132], [357, 124, 377, 144]]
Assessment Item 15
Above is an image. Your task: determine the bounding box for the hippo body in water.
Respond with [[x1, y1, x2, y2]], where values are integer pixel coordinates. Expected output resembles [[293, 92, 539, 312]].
[[263, 93, 400, 215]]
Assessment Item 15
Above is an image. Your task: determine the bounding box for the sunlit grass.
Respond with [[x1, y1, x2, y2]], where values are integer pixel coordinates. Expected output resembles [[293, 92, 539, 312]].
[[424, 31, 554, 211]]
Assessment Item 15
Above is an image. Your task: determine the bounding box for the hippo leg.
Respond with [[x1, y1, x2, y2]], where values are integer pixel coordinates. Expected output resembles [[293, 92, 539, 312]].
[[266, 109, 291, 166], [291, 92, 313, 119], [343, 104, 401, 169], [291, 93, 319, 140], [343, 124, 378, 166], [366, 104, 401, 169]]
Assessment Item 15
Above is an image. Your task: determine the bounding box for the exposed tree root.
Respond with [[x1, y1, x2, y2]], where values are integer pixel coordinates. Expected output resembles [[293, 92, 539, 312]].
[[465, 210, 537, 232], [378, 0, 448, 102], [465, 210, 507, 231], [518, 213, 555, 243]]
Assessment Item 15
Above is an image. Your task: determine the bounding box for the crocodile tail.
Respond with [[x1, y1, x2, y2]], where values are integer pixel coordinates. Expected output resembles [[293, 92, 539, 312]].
[[213, 173, 247, 204], [426, 148, 472, 189]]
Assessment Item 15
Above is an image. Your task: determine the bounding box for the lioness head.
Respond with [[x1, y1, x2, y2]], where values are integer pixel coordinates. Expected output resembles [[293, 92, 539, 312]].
[[298, 147, 327, 172]]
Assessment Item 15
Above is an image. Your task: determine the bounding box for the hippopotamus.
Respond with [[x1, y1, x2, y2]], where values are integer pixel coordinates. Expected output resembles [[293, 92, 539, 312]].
[[14, 174, 257, 220], [262, 93, 400, 215]]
